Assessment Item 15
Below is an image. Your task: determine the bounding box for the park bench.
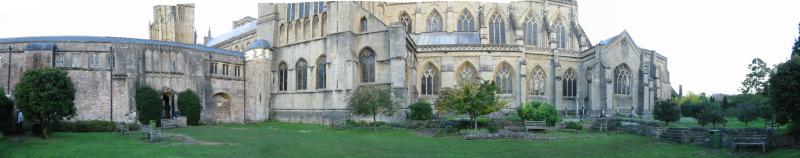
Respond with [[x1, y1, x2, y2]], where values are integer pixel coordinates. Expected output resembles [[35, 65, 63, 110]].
[[115, 122, 129, 134], [524, 120, 547, 132], [732, 135, 767, 152]]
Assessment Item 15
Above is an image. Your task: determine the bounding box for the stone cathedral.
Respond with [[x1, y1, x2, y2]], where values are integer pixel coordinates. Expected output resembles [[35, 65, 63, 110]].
[[0, 1, 672, 125]]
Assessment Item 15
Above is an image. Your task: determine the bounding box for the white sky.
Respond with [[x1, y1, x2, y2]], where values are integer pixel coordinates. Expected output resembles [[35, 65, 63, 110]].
[[1, 0, 798, 95]]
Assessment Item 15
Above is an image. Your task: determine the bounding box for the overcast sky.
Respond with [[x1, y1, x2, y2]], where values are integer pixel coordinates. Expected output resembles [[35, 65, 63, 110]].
[[1, 0, 798, 95]]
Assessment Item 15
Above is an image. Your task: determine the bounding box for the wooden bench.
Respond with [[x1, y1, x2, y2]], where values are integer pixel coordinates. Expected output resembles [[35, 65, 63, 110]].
[[732, 135, 767, 152], [524, 120, 547, 132]]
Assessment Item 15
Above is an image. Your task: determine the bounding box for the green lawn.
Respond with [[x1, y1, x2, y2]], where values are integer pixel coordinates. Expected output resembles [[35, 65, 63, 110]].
[[1, 122, 799, 158], [670, 117, 780, 129]]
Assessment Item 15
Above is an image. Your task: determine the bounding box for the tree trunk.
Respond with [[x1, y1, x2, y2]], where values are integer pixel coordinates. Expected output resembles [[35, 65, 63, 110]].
[[41, 121, 49, 139], [372, 114, 377, 132], [470, 114, 477, 129]]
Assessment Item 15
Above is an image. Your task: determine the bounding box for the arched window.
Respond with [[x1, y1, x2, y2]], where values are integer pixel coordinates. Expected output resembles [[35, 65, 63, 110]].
[[400, 13, 412, 33], [563, 68, 577, 97], [555, 22, 566, 49], [317, 56, 326, 89], [496, 63, 513, 94], [421, 63, 439, 95], [489, 13, 506, 44], [287, 3, 295, 20], [426, 10, 443, 32], [458, 62, 478, 85], [614, 64, 632, 95], [530, 66, 546, 96], [296, 59, 307, 90], [360, 48, 375, 83], [457, 9, 475, 32], [278, 62, 288, 91], [523, 15, 538, 45], [360, 17, 368, 32]]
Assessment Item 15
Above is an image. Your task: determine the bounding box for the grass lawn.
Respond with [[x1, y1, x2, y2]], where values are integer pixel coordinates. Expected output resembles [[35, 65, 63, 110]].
[[670, 117, 784, 129], [1, 122, 799, 158]]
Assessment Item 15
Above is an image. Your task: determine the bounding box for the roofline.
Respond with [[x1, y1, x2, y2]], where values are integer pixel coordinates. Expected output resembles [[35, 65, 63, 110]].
[[0, 36, 243, 57]]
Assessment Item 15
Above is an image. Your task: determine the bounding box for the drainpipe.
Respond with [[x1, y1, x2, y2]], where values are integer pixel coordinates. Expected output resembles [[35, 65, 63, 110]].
[[7, 46, 11, 95], [109, 47, 114, 122]]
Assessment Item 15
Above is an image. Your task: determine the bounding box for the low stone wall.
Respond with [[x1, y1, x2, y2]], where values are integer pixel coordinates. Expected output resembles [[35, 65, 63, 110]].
[[598, 117, 797, 149]]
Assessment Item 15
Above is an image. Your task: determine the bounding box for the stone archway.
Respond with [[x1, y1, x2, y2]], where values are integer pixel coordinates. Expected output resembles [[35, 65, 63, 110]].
[[212, 93, 231, 123], [161, 90, 176, 119]]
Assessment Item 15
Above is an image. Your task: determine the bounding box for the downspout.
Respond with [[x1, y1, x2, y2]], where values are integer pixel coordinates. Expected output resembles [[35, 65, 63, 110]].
[[109, 47, 114, 122], [242, 56, 247, 123]]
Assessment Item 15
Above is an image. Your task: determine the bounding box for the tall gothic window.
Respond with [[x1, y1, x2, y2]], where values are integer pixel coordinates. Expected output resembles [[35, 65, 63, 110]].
[[305, 2, 311, 17], [360, 17, 368, 32], [421, 64, 439, 95], [400, 13, 412, 33], [457, 10, 475, 32], [496, 63, 513, 94], [315, 2, 325, 14], [555, 23, 566, 49], [530, 66, 546, 96], [317, 56, 326, 89], [489, 13, 506, 44], [278, 62, 288, 91], [296, 59, 308, 90], [523, 15, 538, 45], [360, 48, 375, 83], [614, 64, 632, 95], [426, 10, 443, 32], [458, 62, 478, 85], [563, 68, 577, 97], [288, 3, 296, 20], [299, 3, 305, 18]]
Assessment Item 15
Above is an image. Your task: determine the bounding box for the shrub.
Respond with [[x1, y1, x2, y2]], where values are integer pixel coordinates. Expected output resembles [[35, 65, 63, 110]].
[[565, 121, 583, 130], [517, 101, 560, 126], [696, 103, 726, 127], [135, 86, 161, 126], [347, 85, 397, 131], [680, 102, 701, 118], [14, 68, 76, 139], [409, 101, 433, 120], [0, 89, 13, 135], [53, 120, 116, 132], [178, 90, 202, 126], [653, 100, 681, 125]]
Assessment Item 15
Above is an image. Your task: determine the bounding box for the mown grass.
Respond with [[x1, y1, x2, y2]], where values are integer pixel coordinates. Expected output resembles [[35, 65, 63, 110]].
[[1, 122, 798, 158]]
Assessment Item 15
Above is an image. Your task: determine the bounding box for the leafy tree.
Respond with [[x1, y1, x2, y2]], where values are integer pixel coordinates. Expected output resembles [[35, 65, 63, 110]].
[[767, 57, 800, 134], [792, 25, 800, 58], [721, 96, 730, 110], [347, 85, 397, 130], [408, 101, 433, 120], [436, 80, 507, 129], [177, 90, 202, 125], [14, 68, 76, 139], [516, 101, 560, 127], [653, 100, 681, 126], [135, 86, 162, 126], [696, 102, 726, 127], [740, 58, 771, 95], [0, 89, 14, 135], [735, 103, 758, 126]]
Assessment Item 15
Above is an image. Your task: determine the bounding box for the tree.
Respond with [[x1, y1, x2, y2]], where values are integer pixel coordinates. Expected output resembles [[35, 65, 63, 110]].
[[177, 90, 202, 125], [740, 58, 771, 95], [135, 86, 161, 126], [517, 101, 560, 127], [408, 101, 433, 120], [721, 96, 730, 110], [736, 103, 758, 126], [436, 80, 507, 129], [767, 57, 800, 134], [347, 85, 397, 130], [696, 102, 726, 127], [14, 68, 76, 139], [0, 89, 14, 135], [792, 24, 800, 58], [653, 100, 681, 126]]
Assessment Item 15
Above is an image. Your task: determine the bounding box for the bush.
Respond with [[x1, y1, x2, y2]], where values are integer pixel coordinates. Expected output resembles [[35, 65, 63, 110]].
[[178, 90, 202, 126], [135, 86, 161, 126], [736, 103, 759, 126], [565, 121, 583, 130], [681, 103, 701, 118], [517, 101, 560, 127], [696, 103, 726, 127], [409, 101, 433, 120], [14, 68, 77, 139], [0, 89, 13, 135], [653, 100, 681, 125], [53, 120, 116, 132]]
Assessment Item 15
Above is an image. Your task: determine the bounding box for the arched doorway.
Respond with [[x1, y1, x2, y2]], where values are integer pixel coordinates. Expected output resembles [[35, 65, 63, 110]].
[[213, 93, 231, 123], [162, 91, 175, 119]]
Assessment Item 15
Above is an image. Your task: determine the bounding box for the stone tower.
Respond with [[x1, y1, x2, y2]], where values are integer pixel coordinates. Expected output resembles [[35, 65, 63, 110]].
[[149, 3, 196, 44]]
